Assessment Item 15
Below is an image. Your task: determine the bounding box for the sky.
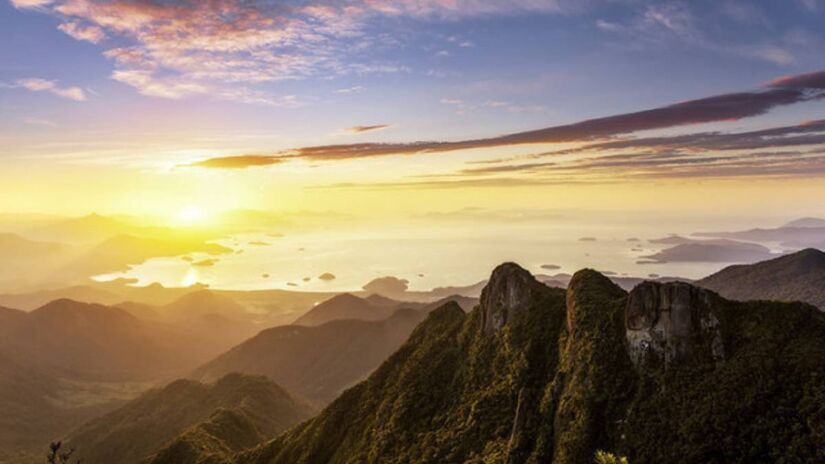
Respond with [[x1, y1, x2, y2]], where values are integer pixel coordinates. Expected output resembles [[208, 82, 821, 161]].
[[1, 0, 825, 222]]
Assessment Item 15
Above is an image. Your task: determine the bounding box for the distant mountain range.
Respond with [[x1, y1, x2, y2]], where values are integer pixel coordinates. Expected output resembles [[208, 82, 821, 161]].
[[698, 248, 825, 310], [292, 293, 414, 326], [292, 292, 476, 326], [5, 245, 825, 463], [695, 217, 825, 248], [66, 374, 313, 464], [0, 297, 242, 382]]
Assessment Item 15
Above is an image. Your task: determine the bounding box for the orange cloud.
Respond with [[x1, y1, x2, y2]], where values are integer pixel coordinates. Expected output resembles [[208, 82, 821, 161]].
[[188, 70, 825, 172], [185, 156, 285, 169]]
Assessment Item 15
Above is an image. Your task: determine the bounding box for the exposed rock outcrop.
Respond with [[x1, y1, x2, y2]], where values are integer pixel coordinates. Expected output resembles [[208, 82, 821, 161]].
[[480, 262, 544, 334], [626, 282, 725, 369]]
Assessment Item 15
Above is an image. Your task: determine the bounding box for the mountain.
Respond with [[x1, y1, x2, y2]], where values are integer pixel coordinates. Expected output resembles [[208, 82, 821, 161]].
[[639, 239, 774, 264], [66, 374, 313, 464], [0, 299, 214, 381], [784, 217, 825, 228], [695, 222, 825, 248], [698, 248, 825, 310], [0, 233, 67, 260], [194, 308, 429, 406], [162, 290, 249, 321], [0, 352, 128, 464], [0, 353, 63, 462], [233, 262, 825, 464], [24, 213, 131, 244], [293, 293, 415, 326], [54, 234, 230, 281], [0, 305, 24, 332]]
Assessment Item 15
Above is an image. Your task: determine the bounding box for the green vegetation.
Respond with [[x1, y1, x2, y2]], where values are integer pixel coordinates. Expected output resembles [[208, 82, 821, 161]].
[[228, 264, 825, 464], [594, 450, 628, 464]]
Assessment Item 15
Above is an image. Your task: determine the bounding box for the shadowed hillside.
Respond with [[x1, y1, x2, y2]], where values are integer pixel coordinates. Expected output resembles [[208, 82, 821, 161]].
[[194, 296, 474, 406], [0, 353, 130, 464], [193, 309, 428, 406], [66, 374, 313, 464], [0, 299, 224, 382], [698, 248, 825, 310]]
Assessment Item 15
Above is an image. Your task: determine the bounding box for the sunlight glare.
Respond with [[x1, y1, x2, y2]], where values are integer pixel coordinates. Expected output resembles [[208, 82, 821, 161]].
[[177, 205, 206, 225]]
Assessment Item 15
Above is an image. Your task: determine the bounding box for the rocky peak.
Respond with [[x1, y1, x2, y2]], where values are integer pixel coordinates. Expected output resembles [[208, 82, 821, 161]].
[[480, 262, 542, 334], [626, 281, 725, 369], [565, 269, 625, 334]]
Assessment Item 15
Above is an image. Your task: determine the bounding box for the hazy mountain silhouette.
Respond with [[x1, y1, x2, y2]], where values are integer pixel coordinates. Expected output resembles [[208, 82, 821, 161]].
[[0, 352, 128, 463], [639, 239, 774, 264], [0, 299, 220, 382], [0, 305, 24, 330], [193, 296, 473, 406], [698, 248, 825, 310], [695, 218, 825, 248], [24, 213, 133, 244], [53, 234, 230, 282], [193, 308, 426, 406], [784, 217, 825, 228], [293, 293, 417, 326], [66, 374, 313, 464], [229, 263, 825, 464]]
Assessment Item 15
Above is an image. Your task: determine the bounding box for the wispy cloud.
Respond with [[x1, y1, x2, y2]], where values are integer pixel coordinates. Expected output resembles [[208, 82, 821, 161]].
[[13, 78, 87, 101], [335, 86, 366, 94], [20, 0, 572, 105], [346, 124, 392, 134], [21, 116, 58, 127], [596, 1, 805, 66], [9, 0, 52, 9], [190, 70, 825, 177]]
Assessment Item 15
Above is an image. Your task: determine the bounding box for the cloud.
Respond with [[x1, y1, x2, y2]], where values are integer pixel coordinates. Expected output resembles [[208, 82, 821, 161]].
[[739, 45, 795, 65], [185, 155, 284, 169], [9, 0, 51, 8], [14, 78, 87, 101], [346, 124, 391, 134], [538, 118, 825, 156], [58, 21, 105, 43], [21, 116, 58, 127], [190, 70, 825, 168], [20, 0, 572, 105], [111, 70, 207, 100], [596, 2, 807, 66], [799, 0, 818, 11], [335, 86, 365, 94]]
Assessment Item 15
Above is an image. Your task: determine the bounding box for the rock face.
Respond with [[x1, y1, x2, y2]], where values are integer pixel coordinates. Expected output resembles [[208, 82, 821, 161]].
[[625, 282, 725, 369], [480, 262, 543, 334]]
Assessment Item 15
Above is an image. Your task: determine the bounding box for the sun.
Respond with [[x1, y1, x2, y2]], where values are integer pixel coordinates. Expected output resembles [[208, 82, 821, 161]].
[[177, 205, 206, 225]]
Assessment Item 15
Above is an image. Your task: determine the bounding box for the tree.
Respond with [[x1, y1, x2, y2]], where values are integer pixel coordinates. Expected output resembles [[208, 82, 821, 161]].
[[595, 450, 629, 464], [47, 442, 80, 464]]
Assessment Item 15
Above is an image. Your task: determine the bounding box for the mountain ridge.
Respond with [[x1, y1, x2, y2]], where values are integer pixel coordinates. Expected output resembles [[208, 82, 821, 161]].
[[230, 262, 825, 464]]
